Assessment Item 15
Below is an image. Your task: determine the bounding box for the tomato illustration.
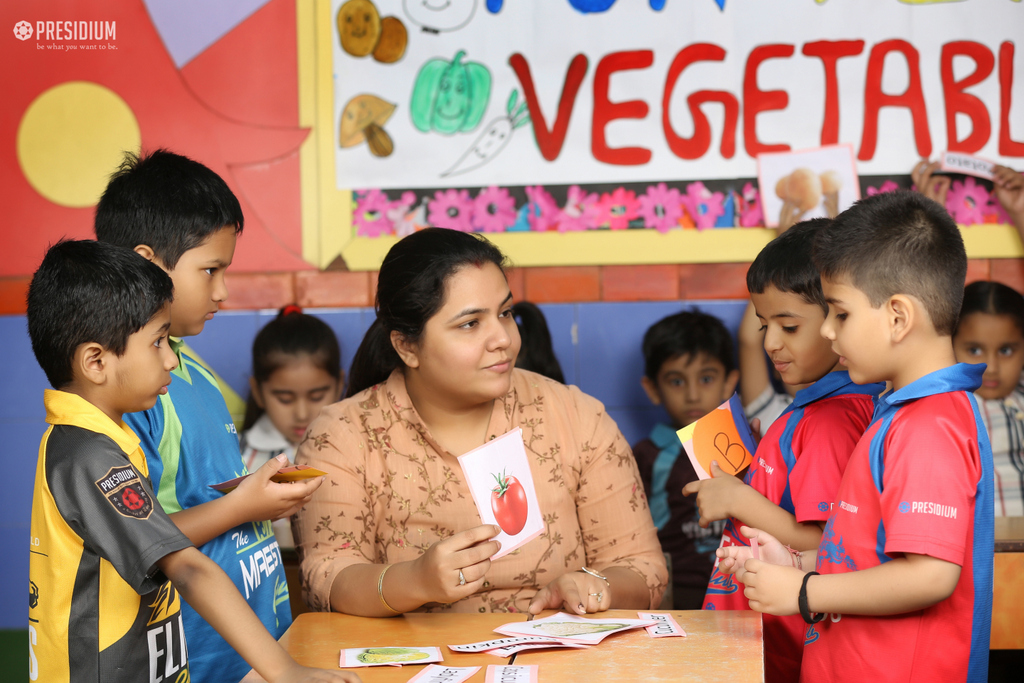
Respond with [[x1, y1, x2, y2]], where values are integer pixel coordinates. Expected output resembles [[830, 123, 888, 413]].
[[490, 470, 528, 535]]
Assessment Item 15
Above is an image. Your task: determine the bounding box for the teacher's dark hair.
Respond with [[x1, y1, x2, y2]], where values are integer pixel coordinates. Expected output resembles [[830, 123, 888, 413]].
[[346, 228, 508, 397]]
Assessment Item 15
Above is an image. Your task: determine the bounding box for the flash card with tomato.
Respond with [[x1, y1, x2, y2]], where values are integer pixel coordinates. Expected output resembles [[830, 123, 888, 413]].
[[457, 428, 544, 560], [676, 393, 757, 480]]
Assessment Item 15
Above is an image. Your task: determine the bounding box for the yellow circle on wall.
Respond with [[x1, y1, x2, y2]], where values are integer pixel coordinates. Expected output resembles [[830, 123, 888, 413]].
[[17, 81, 141, 208]]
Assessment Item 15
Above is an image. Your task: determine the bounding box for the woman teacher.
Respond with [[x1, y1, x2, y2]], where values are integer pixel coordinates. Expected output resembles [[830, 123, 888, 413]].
[[294, 228, 666, 615]]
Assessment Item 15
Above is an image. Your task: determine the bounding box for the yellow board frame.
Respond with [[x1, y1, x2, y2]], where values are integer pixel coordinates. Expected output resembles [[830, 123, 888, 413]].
[[296, 0, 1023, 271]]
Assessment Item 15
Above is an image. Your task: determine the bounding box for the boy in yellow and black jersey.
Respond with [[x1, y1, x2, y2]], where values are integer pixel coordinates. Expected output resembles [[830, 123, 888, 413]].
[[26, 240, 359, 683]]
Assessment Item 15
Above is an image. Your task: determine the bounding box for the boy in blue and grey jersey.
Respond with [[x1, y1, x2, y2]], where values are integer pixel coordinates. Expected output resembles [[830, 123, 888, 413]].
[[95, 150, 325, 683]]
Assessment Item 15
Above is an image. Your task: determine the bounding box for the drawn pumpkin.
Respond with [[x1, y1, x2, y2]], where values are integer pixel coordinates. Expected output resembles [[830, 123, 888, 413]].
[[410, 50, 491, 135], [337, 0, 381, 57], [339, 94, 396, 157]]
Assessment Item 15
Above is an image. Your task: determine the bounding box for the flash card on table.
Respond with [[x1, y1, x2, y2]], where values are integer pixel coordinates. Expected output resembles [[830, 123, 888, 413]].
[[457, 428, 544, 560], [638, 612, 686, 638], [406, 665, 480, 683], [494, 612, 656, 645], [448, 636, 565, 653], [340, 646, 443, 668], [676, 393, 757, 480], [940, 151, 995, 180], [210, 464, 326, 493], [485, 641, 589, 657], [486, 665, 539, 683]]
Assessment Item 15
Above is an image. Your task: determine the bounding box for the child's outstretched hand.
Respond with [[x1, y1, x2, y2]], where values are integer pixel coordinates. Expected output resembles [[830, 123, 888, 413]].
[[993, 164, 1024, 225], [232, 454, 325, 523], [682, 460, 746, 527], [911, 159, 951, 206], [716, 525, 794, 578]]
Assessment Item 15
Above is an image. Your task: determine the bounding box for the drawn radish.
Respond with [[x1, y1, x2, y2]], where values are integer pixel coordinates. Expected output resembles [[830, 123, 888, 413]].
[[441, 89, 530, 178]]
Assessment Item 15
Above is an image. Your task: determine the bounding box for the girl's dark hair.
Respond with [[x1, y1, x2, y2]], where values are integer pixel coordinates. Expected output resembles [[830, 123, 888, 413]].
[[242, 306, 342, 431], [346, 228, 507, 397], [512, 302, 565, 383], [957, 281, 1024, 336]]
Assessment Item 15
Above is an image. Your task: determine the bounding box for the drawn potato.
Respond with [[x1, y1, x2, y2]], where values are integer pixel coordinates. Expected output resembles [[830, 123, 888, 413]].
[[373, 16, 407, 63], [338, 0, 381, 57], [339, 94, 396, 158]]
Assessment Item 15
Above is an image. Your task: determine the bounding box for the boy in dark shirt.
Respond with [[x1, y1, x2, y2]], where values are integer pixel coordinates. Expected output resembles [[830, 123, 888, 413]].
[[633, 310, 739, 608]]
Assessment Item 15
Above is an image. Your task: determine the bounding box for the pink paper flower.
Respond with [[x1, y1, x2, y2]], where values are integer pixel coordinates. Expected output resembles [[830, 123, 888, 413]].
[[593, 187, 640, 230], [680, 181, 725, 230], [866, 179, 900, 197], [428, 189, 474, 232], [525, 185, 560, 232], [353, 189, 394, 237], [736, 182, 763, 227], [638, 183, 683, 233], [386, 191, 420, 237], [472, 186, 517, 233], [945, 177, 991, 225], [557, 185, 598, 232]]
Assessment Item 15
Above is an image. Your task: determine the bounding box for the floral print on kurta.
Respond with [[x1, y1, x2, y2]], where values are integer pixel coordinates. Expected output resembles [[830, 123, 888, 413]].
[[294, 369, 667, 614]]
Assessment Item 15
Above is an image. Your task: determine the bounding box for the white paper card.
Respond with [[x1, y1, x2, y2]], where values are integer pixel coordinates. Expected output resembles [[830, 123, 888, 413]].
[[486, 665, 539, 683], [494, 612, 656, 645], [457, 428, 544, 559], [940, 151, 995, 180], [340, 646, 443, 668], [638, 612, 687, 638], [405, 665, 480, 683], [485, 641, 590, 657], [448, 636, 563, 653]]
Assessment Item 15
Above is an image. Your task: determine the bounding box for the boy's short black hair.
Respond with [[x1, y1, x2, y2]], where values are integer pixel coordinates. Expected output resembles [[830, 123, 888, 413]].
[[642, 310, 735, 381], [747, 218, 830, 314], [95, 150, 244, 269], [813, 191, 966, 336], [27, 240, 174, 389]]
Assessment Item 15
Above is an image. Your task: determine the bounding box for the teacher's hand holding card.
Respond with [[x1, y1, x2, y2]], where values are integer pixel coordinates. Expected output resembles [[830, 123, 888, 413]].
[[409, 523, 502, 605]]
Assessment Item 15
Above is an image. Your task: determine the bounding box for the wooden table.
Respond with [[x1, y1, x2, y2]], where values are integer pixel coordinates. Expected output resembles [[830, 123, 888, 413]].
[[277, 610, 763, 682], [993, 516, 1024, 649]]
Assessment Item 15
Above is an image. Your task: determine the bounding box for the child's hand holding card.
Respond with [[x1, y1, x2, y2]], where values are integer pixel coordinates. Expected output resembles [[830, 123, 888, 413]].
[[457, 428, 544, 560], [676, 393, 757, 480]]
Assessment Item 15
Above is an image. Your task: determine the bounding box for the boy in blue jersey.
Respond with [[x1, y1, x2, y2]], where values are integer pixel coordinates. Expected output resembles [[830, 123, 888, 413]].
[[95, 150, 325, 683], [718, 192, 994, 683], [684, 219, 883, 683]]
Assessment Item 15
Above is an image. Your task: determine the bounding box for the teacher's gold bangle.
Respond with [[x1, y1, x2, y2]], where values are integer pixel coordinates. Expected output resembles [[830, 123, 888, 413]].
[[377, 564, 402, 615]]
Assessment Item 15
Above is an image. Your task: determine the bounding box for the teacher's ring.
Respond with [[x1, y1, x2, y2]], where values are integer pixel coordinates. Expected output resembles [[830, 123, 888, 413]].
[[458, 569, 467, 586], [589, 592, 603, 602]]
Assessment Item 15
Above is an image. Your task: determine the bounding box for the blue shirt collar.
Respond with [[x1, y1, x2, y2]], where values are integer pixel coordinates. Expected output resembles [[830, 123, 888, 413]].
[[882, 363, 984, 406], [650, 422, 682, 451], [792, 370, 885, 408]]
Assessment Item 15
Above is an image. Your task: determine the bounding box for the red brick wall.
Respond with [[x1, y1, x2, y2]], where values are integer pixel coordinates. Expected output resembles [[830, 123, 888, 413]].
[[0, 259, 1008, 315]]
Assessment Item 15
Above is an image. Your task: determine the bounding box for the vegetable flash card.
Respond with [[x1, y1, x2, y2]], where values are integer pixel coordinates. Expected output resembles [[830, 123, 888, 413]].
[[486, 665, 539, 683], [676, 393, 757, 480], [340, 646, 443, 668], [638, 612, 687, 638], [939, 151, 995, 180], [210, 464, 326, 493], [457, 428, 544, 559], [494, 612, 656, 645]]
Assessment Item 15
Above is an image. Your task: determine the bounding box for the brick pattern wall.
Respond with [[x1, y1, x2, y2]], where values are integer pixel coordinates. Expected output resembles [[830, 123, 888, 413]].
[[0, 259, 1010, 314]]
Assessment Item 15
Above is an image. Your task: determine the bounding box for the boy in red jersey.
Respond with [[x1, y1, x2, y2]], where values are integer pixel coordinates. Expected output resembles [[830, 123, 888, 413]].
[[718, 191, 994, 682], [684, 219, 883, 683]]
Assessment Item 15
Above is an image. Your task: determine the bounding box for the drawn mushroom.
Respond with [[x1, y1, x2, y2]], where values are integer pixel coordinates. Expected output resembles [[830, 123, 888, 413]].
[[820, 170, 842, 218], [339, 94, 396, 158]]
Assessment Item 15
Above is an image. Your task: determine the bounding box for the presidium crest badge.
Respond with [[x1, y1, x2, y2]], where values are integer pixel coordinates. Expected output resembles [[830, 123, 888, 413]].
[[95, 465, 153, 519]]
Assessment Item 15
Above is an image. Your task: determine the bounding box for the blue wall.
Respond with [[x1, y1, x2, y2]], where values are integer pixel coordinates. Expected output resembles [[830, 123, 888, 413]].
[[0, 298, 746, 628]]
